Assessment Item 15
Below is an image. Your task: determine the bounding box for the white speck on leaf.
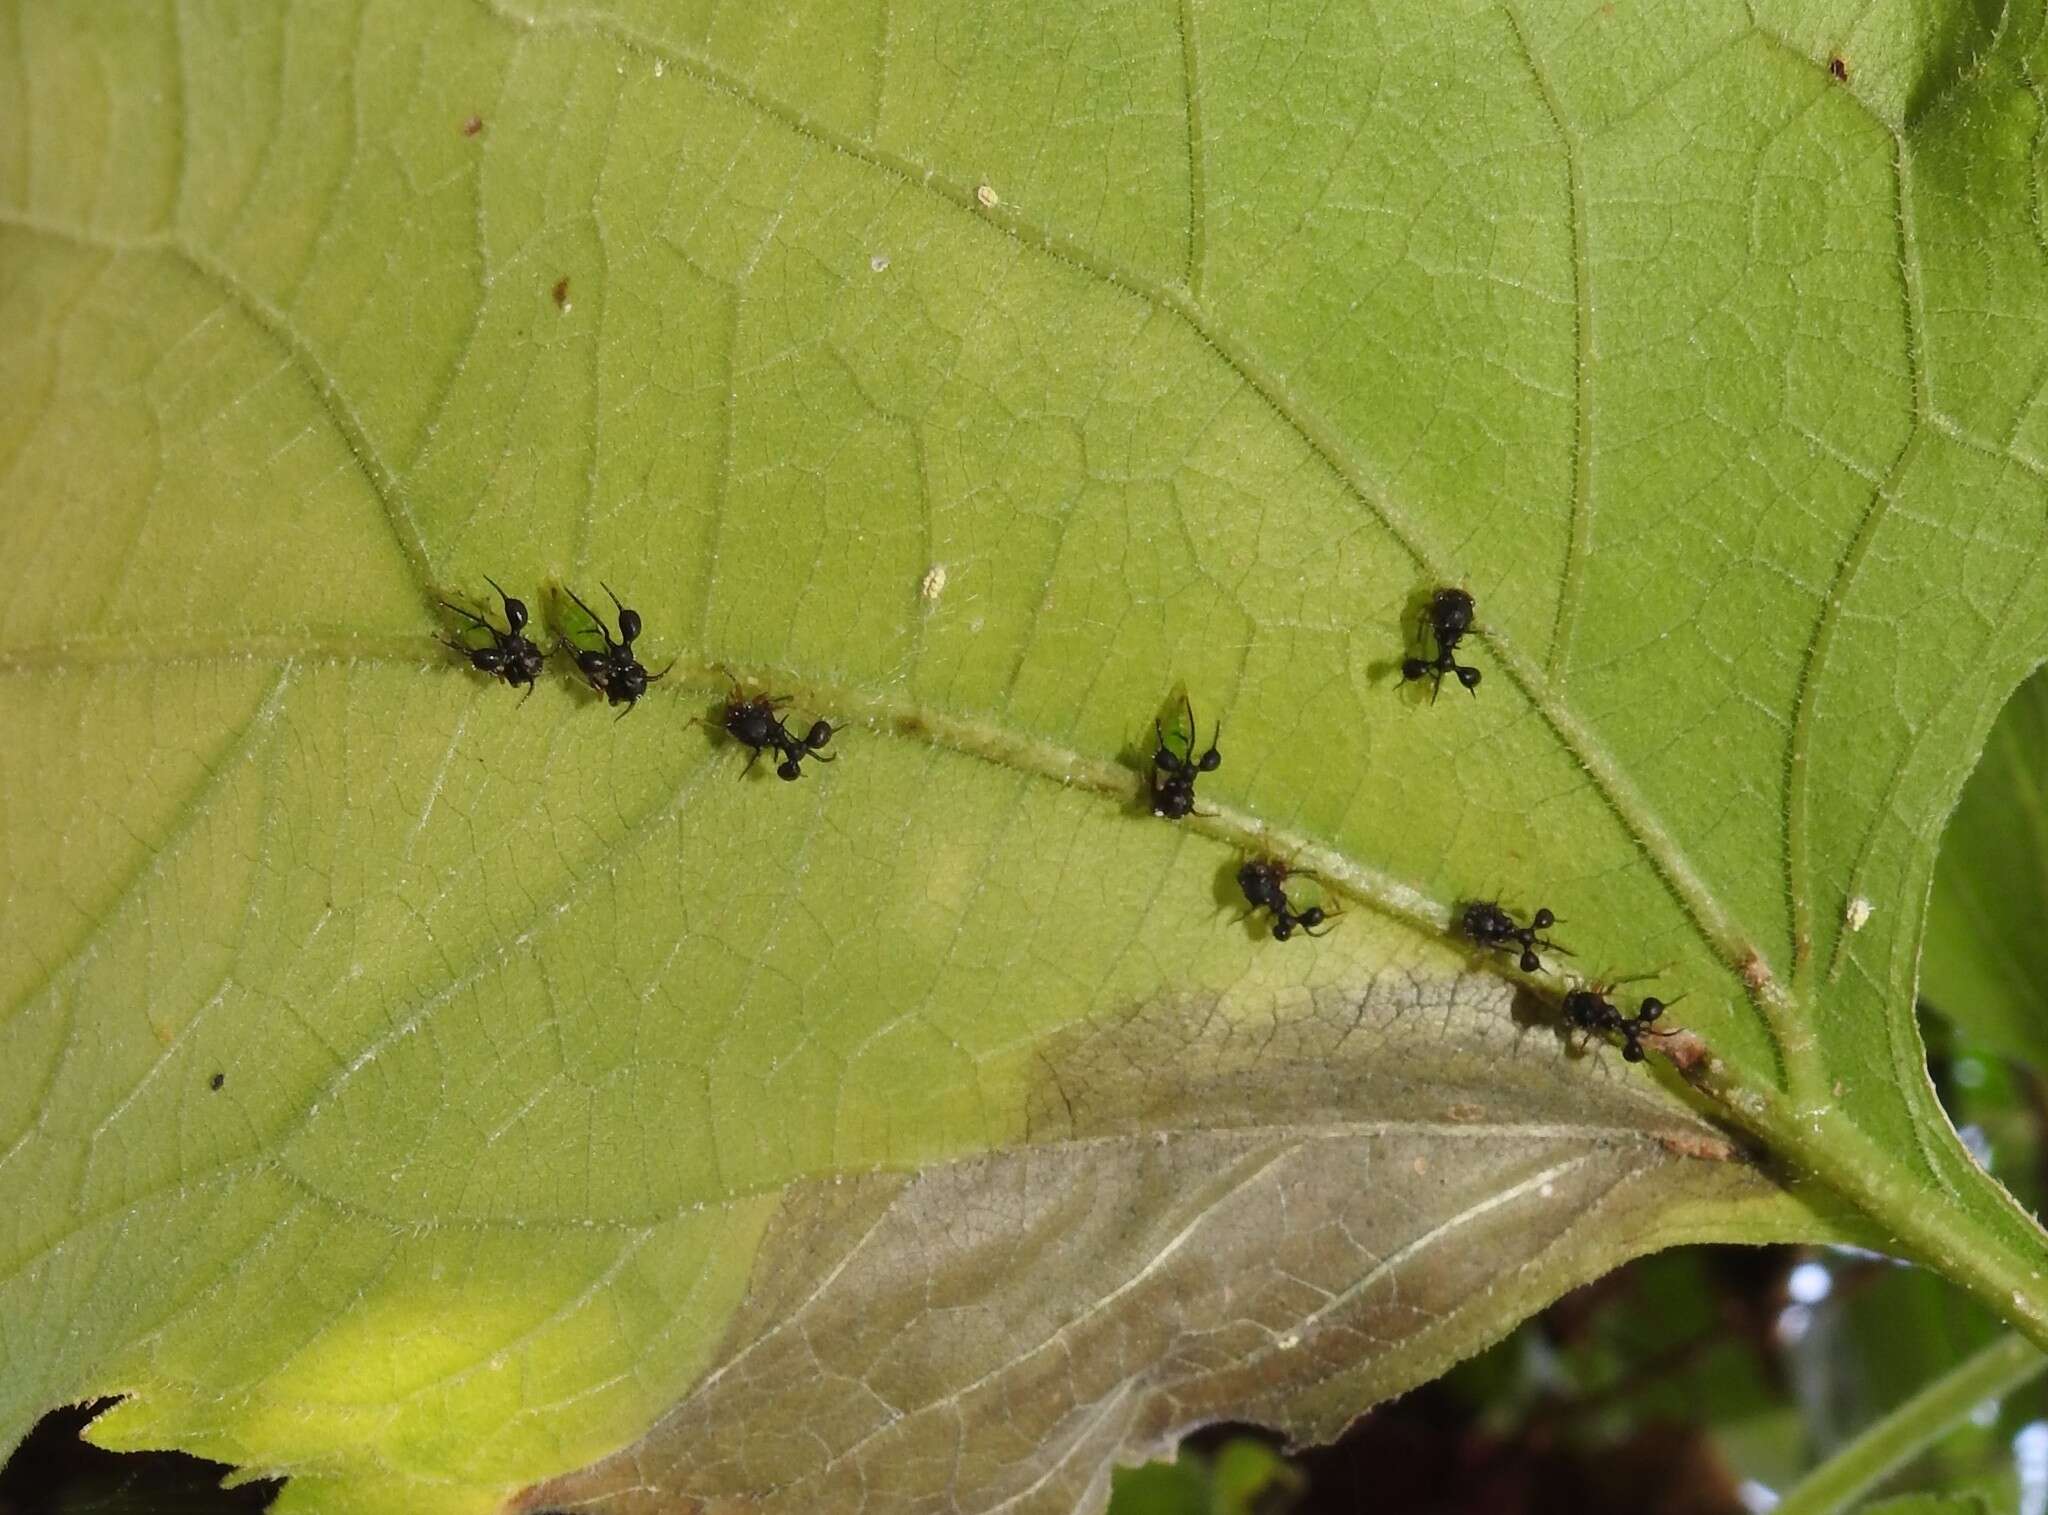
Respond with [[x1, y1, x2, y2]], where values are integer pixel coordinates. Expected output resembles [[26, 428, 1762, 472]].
[[976, 182, 999, 209], [870, 253, 890, 272], [1845, 896, 1872, 931], [920, 563, 947, 603]]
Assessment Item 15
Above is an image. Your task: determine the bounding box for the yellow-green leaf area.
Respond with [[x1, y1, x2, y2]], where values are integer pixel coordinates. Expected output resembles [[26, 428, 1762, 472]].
[[6, 1, 2048, 1511]]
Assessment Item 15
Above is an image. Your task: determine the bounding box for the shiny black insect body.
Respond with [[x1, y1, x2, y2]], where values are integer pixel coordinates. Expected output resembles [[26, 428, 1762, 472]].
[[1561, 986, 1673, 1062], [1150, 696, 1221, 819], [771, 716, 838, 781], [1460, 899, 1563, 973], [718, 690, 786, 768], [703, 683, 838, 781], [1237, 858, 1337, 942], [563, 584, 670, 715], [1401, 587, 1482, 701], [440, 578, 546, 696]]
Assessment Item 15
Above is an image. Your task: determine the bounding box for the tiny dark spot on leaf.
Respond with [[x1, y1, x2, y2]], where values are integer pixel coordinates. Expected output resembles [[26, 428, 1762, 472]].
[[461, 114, 484, 136], [552, 276, 571, 310], [1828, 56, 1848, 81], [209, 1072, 225, 1091]]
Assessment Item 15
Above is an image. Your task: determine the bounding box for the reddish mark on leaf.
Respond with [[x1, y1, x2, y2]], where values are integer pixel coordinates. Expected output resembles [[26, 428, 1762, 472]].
[[1828, 56, 1848, 81], [551, 276, 571, 309], [1661, 1030, 1713, 1079], [1738, 950, 1772, 992], [461, 114, 484, 136], [1656, 1127, 1738, 1163]]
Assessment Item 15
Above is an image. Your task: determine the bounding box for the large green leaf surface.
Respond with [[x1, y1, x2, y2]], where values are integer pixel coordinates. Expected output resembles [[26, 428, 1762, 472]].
[[5, 1, 2048, 1510], [1923, 665, 2048, 1068]]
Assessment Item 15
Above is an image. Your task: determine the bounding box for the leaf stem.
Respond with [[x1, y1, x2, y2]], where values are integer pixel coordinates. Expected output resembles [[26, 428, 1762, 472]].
[[1680, 1053, 2048, 1350], [1771, 1331, 2045, 1515]]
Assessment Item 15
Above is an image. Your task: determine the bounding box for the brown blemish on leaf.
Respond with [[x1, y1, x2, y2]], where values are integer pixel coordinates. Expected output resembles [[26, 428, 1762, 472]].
[[513, 973, 1793, 1515], [518, 1134, 1783, 1514], [551, 276, 571, 310], [1738, 951, 1772, 992], [1655, 1129, 1738, 1163], [1660, 1030, 1712, 1077], [1829, 56, 1849, 81], [461, 114, 484, 136]]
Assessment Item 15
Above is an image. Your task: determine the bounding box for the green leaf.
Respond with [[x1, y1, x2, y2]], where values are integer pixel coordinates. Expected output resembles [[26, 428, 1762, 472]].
[[1923, 665, 2048, 1068], [1107, 1437, 1300, 1515], [1775, 1331, 2042, 1515], [5, 1, 2048, 1512]]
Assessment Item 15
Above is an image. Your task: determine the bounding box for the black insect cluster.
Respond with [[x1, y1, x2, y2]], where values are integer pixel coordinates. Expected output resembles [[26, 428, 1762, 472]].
[[433, 578, 1686, 1065], [436, 580, 835, 777], [1446, 893, 1683, 1061]]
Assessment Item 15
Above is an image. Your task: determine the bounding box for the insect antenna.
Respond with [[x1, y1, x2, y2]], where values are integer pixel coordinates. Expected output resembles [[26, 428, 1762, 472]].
[[439, 600, 493, 631], [563, 585, 616, 649]]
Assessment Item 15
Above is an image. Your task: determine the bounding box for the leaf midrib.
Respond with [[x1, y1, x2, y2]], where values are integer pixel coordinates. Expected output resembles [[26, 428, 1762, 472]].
[[0, 7, 1805, 1093], [466, 0, 1809, 1040], [5, 1, 1992, 1128]]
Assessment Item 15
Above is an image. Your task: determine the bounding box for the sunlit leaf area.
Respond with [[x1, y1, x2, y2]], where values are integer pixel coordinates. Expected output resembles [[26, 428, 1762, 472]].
[[6, 1, 2048, 1511]]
